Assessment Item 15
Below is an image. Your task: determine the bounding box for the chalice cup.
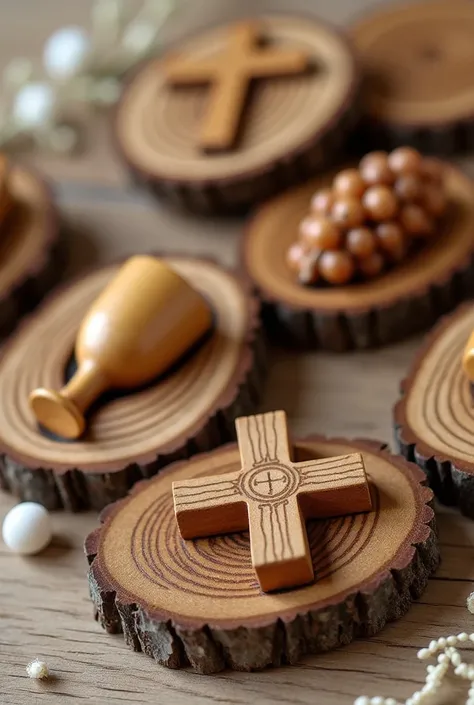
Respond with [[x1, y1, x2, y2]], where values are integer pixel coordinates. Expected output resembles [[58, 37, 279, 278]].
[[29, 255, 213, 439]]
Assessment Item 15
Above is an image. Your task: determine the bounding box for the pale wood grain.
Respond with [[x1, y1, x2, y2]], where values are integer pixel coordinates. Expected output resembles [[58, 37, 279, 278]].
[[1, 0, 474, 703]]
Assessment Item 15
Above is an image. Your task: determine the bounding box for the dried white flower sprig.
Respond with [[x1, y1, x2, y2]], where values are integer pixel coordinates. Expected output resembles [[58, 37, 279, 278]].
[[26, 659, 49, 680], [0, 0, 178, 154], [354, 632, 474, 705]]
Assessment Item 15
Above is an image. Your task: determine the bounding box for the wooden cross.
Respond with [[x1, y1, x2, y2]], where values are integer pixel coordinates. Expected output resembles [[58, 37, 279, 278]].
[[172, 411, 372, 593], [164, 22, 310, 154]]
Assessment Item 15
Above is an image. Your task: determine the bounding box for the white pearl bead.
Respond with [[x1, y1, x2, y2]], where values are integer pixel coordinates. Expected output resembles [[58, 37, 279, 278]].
[[455, 663, 468, 677], [122, 22, 155, 53], [418, 648, 430, 660], [13, 83, 55, 127], [437, 637, 447, 648], [384, 699, 397, 705], [429, 640, 438, 652], [447, 635, 458, 645], [354, 698, 370, 705], [2, 503, 52, 554], [43, 26, 90, 79], [369, 698, 384, 705], [26, 659, 49, 679], [437, 654, 449, 664], [469, 633, 474, 642], [458, 632, 469, 642], [451, 652, 462, 666]]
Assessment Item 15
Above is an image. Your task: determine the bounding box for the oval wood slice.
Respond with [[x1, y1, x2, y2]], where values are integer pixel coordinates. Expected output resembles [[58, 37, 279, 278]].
[[242, 163, 474, 351], [115, 15, 360, 214], [85, 437, 438, 674], [0, 257, 263, 511], [0, 163, 61, 336], [351, 0, 474, 153], [394, 302, 474, 518]]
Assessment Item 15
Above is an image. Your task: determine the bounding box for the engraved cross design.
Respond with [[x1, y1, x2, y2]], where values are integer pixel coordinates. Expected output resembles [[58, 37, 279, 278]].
[[164, 22, 310, 153], [172, 411, 372, 592], [254, 470, 287, 495]]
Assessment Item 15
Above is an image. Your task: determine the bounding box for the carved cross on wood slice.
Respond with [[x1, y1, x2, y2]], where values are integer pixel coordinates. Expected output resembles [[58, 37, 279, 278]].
[[172, 411, 372, 592], [164, 22, 311, 154]]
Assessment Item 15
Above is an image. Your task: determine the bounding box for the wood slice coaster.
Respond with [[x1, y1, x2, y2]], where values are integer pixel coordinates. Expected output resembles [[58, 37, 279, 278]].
[[0, 257, 263, 512], [351, 0, 474, 153], [85, 437, 438, 674], [242, 163, 474, 351], [0, 164, 61, 336], [394, 302, 474, 519], [114, 16, 360, 214]]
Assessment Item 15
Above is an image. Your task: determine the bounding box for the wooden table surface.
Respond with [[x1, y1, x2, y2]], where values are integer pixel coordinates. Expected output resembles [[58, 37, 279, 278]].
[[2, 1, 474, 703]]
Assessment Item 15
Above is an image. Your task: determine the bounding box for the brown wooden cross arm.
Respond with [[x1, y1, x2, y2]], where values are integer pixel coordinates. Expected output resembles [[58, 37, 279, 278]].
[[164, 22, 310, 153], [172, 411, 372, 592]]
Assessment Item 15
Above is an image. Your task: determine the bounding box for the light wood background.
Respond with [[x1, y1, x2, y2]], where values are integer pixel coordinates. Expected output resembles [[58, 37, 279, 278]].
[[1, 1, 474, 703]]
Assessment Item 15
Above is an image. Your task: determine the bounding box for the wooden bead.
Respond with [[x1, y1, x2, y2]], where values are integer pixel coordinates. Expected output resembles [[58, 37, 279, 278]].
[[400, 204, 433, 237], [318, 250, 355, 285], [359, 151, 393, 186], [423, 184, 447, 218], [299, 216, 342, 250], [331, 196, 365, 229], [286, 242, 308, 272], [358, 251, 385, 279], [362, 185, 398, 221], [333, 168, 366, 198], [310, 188, 334, 216], [346, 227, 376, 259], [388, 147, 422, 175], [394, 174, 424, 202], [422, 157, 444, 185], [298, 251, 320, 285], [375, 222, 406, 261]]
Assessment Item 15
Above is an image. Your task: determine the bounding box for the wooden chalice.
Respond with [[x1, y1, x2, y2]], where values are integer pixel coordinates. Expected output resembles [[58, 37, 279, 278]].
[[29, 255, 213, 440]]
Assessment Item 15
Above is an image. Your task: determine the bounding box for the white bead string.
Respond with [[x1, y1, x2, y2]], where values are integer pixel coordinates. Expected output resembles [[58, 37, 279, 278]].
[[354, 630, 474, 705], [0, 0, 178, 155]]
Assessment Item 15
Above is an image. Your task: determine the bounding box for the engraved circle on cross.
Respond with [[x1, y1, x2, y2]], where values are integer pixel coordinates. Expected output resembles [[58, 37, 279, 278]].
[[240, 463, 300, 503]]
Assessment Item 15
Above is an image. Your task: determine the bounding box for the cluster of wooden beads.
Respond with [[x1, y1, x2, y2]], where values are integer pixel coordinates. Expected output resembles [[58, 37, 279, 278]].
[[355, 633, 474, 705], [287, 147, 447, 286]]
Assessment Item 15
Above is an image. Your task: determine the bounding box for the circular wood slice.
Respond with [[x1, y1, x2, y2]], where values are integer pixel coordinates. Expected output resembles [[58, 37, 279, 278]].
[[0, 257, 263, 512], [242, 163, 474, 351], [0, 163, 61, 337], [394, 302, 474, 519], [85, 436, 438, 674], [351, 0, 474, 153], [114, 16, 360, 214]]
